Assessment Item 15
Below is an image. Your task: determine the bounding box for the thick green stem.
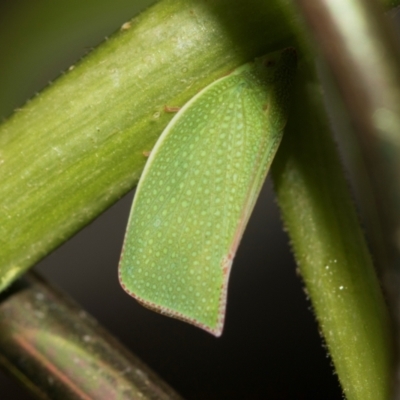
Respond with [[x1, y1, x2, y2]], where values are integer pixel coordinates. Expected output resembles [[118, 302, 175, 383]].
[[0, 0, 295, 290]]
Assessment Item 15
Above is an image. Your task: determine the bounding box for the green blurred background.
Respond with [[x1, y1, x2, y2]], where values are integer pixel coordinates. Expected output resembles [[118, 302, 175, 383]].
[[0, 1, 343, 398]]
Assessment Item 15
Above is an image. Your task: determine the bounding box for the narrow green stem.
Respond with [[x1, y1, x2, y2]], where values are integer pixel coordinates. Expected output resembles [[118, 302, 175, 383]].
[[271, 61, 393, 399]]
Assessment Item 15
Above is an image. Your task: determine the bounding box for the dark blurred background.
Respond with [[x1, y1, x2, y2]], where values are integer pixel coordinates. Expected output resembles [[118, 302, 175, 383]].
[[0, 1, 343, 398]]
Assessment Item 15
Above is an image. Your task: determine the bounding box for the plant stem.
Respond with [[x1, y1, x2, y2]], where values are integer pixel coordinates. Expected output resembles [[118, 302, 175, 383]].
[[0, 272, 182, 399], [0, 0, 295, 290], [271, 60, 393, 399], [295, 0, 400, 396]]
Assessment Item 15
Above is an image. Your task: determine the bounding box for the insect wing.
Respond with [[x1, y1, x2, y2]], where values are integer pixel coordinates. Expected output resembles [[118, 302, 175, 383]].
[[119, 49, 297, 336]]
